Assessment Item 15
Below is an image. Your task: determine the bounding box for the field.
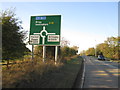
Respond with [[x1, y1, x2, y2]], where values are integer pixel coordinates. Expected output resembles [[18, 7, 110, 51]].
[[2, 55, 83, 88]]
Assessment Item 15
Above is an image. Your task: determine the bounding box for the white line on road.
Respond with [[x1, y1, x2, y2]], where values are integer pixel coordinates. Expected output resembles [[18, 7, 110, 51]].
[[80, 58, 86, 88]]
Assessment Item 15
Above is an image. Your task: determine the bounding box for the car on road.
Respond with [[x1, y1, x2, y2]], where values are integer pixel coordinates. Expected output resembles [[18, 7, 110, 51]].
[[98, 55, 105, 60]]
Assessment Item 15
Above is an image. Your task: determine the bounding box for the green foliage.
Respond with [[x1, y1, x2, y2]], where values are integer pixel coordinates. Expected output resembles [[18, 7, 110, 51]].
[[1, 8, 30, 60], [34, 37, 78, 59], [80, 50, 86, 56], [85, 47, 95, 56], [34, 45, 78, 60], [96, 37, 119, 59], [34, 46, 61, 59], [61, 46, 78, 57], [82, 36, 120, 60], [34, 46, 43, 57]]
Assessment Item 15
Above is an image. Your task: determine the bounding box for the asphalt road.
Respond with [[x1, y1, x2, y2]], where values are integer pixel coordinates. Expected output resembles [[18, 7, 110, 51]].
[[82, 56, 119, 88]]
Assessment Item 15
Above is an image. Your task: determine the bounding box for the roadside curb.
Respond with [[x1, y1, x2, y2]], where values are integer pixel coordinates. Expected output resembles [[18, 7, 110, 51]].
[[80, 58, 85, 88], [72, 57, 85, 88]]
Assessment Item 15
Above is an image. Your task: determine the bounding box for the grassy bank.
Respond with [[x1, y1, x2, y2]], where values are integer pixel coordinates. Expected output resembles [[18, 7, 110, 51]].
[[2, 55, 83, 88]]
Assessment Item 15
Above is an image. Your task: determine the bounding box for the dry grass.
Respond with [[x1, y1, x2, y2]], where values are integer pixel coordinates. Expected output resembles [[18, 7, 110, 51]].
[[2, 55, 83, 88]]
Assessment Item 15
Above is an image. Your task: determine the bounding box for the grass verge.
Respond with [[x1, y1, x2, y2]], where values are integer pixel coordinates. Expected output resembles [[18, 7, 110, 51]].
[[2, 55, 83, 88], [109, 60, 120, 63]]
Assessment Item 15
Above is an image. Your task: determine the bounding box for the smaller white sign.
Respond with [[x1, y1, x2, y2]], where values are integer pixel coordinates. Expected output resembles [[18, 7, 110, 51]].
[[30, 35, 40, 44], [48, 35, 59, 42]]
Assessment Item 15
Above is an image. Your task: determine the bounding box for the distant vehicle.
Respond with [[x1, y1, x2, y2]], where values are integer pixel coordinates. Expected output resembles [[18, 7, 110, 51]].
[[98, 55, 105, 60]]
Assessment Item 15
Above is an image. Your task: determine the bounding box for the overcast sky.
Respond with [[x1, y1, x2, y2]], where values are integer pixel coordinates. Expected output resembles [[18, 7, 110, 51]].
[[1, 2, 118, 53]]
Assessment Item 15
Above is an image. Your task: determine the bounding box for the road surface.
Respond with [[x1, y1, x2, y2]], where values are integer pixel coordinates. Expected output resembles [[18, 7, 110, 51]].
[[82, 56, 119, 88]]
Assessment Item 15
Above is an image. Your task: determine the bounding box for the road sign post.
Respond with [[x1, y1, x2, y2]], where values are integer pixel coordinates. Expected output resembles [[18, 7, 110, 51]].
[[32, 45, 34, 60], [55, 46, 58, 65], [43, 46, 46, 62], [29, 15, 61, 63]]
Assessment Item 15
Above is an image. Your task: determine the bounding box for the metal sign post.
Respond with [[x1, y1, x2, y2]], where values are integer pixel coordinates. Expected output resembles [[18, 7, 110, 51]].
[[43, 46, 46, 62], [32, 45, 34, 60], [55, 46, 58, 65]]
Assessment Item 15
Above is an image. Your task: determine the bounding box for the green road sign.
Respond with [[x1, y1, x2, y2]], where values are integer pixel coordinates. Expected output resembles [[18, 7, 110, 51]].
[[29, 15, 61, 46]]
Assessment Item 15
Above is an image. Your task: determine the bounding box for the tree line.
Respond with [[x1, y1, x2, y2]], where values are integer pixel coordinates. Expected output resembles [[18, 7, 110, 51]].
[[80, 36, 120, 60]]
